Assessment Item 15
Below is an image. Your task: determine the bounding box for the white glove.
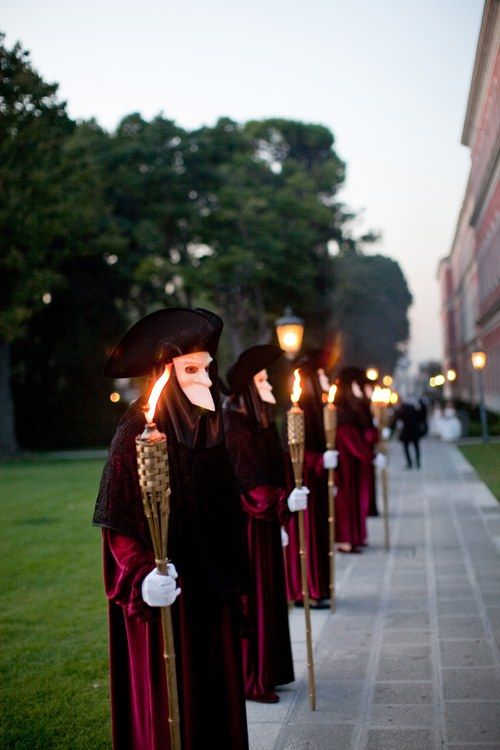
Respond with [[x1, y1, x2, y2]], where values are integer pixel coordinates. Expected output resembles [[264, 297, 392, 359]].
[[281, 526, 289, 547], [381, 427, 391, 441], [373, 453, 387, 469], [323, 449, 339, 470], [141, 563, 181, 607], [287, 486, 309, 512]]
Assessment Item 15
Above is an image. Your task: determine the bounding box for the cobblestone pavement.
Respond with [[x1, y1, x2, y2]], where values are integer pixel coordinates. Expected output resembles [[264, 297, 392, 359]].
[[247, 438, 500, 750]]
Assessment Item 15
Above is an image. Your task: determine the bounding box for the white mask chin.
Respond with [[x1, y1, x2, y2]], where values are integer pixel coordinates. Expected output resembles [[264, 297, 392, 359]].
[[253, 369, 276, 404], [173, 351, 215, 411], [317, 368, 330, 393], [351, 381, 363, 399]]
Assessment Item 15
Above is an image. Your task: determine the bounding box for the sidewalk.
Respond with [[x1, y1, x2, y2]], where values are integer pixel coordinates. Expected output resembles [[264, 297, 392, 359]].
[[247, 438, 500, 749]]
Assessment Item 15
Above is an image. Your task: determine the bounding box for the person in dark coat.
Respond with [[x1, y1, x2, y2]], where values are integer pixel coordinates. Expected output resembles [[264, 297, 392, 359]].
[[395, 397, 424, 468], [93, 308, 250, 750], [222, 345, 295, 704]]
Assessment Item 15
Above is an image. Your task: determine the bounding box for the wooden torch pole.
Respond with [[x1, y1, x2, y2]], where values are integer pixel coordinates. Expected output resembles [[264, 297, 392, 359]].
[[287, 400, 316, 711], [136, 424, 182, 750]]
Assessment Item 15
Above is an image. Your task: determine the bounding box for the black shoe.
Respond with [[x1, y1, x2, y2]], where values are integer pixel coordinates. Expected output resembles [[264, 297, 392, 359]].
[[309, 598, 330, 609]]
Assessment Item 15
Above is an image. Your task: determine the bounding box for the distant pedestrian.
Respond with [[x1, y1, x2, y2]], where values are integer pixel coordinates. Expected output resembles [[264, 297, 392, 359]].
[[395, 397, 425, 469]]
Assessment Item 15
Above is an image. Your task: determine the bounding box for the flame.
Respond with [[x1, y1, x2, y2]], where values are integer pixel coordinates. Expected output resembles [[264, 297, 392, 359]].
[[291, 368, 302, 404], [327, 384, 337, 404], [371, 385, 391, 405], [145, 365, 171, 423]]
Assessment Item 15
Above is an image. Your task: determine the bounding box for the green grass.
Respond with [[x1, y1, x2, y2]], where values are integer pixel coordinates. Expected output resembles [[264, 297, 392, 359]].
[[0, 458, 111, 749], [459, 443, 500, 502]]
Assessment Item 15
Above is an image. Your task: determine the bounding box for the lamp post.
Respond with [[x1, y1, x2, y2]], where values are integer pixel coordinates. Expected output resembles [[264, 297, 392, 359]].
[[444, 368, 457, 401], [471, 351, 488, 443], [275, 307, 304, 360]]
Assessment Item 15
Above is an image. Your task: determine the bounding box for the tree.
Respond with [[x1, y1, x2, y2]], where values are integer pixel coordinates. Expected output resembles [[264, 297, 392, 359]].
[[0, 34, 74, 451], [11, 120, 128, 449], [180, 118, 350, 355], [331, 249, 413, 373]]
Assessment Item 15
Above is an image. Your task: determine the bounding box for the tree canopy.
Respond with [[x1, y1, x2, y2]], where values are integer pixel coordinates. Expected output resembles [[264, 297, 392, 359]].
[[1, 34, 413, 450]]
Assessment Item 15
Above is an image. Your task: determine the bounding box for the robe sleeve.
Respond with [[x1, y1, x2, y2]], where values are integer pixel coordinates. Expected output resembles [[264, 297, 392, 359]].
[[103, 528, 156, 621], [240, 485, 281, 521]]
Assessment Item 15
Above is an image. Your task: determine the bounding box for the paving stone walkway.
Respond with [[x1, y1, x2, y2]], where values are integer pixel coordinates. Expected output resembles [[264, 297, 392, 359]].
[[247, 438, 500, 750]]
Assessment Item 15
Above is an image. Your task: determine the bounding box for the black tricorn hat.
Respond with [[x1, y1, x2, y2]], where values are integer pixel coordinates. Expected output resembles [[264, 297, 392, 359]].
[[226, 345, 283, 394], [104, 307, 223, 378]]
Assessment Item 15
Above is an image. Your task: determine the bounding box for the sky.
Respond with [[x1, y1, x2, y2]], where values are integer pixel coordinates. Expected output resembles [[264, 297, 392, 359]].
[[3, 0, 484, 367]]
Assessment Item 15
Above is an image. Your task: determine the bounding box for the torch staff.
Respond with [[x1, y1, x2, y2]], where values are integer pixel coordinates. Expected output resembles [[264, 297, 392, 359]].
[[323, 385, 337, 613], [287, 370, 316, 711], [136, 369, 182, 750]]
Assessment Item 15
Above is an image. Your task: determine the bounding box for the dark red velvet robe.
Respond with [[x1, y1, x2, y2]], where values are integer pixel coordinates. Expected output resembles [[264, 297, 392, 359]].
[[284, 449, 330, 602], [222, 397, 294, 701], [94, 389, 250, 750], [335, 424, 373, 549], [103, 528, 249, 750], [239, 486, 294, 699]]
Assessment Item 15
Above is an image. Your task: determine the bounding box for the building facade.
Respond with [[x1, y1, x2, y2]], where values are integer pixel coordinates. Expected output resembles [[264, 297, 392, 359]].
[[438, 0, 500, 413]]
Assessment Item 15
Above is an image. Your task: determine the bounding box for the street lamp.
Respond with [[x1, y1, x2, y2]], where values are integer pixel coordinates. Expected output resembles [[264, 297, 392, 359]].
[[447, 369, 457, 382], [471, 351, 488, 443], [366, 368, 379, 382], [275, 306, 304, 360], [382, 375, 393, 387]]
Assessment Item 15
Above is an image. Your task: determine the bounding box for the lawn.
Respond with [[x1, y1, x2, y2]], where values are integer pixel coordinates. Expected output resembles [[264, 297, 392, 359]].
[[0, 458, 112, 749], [459, 443, 500, 501]]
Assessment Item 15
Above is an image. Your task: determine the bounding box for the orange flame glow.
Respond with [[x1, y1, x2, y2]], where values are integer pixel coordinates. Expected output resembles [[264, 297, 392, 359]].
[[145, 365, 171, 423], [327, 384, 337, 404], [291, 368, 302, 404], [372, 386, 391, 405]]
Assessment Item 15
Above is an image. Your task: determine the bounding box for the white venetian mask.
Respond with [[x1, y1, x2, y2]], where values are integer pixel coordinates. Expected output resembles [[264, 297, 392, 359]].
[[173, 351, 215, 411], [253, 369, 276, 404], [351, 380, 363, 398], [317, 368, 330, 393]]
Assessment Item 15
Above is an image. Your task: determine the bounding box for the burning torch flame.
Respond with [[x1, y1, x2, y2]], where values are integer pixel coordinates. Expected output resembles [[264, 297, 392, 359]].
[[327, 384, 337, 404], [145, 365, 171, 423], [291, 368, 302, 404], [372, 386, 391, 405]]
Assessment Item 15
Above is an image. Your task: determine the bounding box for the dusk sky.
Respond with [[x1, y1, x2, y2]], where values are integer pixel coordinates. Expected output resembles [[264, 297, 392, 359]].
[[3, 0, 484, 367]]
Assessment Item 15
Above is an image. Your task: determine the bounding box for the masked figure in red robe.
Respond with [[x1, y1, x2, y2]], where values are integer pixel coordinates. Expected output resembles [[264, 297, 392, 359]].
[[357, 373, 381, 524], [284, 349, 332, 607], [222, 345, 295, 704], [93, 308, 250, 750], [334, 368, 376, 552]]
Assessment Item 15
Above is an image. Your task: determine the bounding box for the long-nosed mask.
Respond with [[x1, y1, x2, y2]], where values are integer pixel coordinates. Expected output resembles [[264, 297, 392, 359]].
[[173, 351, 215, 411], [253, 369, 276, 404]]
